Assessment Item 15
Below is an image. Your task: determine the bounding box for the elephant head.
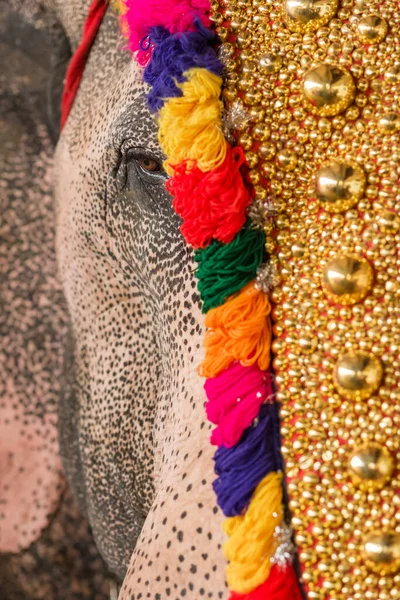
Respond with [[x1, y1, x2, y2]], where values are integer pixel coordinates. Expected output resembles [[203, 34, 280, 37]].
[[51, 0, 228, 595]]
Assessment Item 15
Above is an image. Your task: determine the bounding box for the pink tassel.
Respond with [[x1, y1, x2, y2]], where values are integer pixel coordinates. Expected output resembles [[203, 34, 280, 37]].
[[204, 363, 274, 448], [123, 0, 211, 55], [229, 564, 303, 600]]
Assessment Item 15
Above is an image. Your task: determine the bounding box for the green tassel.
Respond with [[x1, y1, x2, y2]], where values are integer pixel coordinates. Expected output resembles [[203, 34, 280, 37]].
[[194, 224, 265, 313]]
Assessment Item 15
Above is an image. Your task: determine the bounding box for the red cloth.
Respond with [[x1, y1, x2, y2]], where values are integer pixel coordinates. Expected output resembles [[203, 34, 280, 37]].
[[61, 0, 109, 130]]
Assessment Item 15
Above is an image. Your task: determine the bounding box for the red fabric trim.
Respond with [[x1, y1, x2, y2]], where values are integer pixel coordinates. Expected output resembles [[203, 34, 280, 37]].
[[60, 0, 109, 130]]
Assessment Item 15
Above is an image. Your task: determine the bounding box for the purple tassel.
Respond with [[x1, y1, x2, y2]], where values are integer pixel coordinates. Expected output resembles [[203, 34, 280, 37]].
[[213, 402, 282, 517], [143, 24, 223, 112]]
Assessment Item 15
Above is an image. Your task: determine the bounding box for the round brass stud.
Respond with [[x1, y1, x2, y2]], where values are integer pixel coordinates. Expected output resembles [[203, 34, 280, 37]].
[[315, 161, 366, 213], [378, 112, 400, 134], [322, 255, 373, 305], [303, 64, 356, 116], [363, 532, 400, 575], [259, 53, 283, 74], [333, 352, 383, 401], [357, 15, 388, 44], [283, 0, 338, 33], [349, 443, 394, 491]]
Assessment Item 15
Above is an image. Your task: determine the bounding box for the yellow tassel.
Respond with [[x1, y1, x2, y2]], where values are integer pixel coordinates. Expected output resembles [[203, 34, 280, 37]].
[[198, 282, 271, 379], [223, 472, 283, 594], [158, 68, 227, 174]]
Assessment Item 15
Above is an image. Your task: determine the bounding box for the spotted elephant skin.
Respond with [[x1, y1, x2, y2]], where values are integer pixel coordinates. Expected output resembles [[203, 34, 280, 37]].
[[0, 2, 109, 598], [2, 0, 228, 596], [53, 0, 228, 598]]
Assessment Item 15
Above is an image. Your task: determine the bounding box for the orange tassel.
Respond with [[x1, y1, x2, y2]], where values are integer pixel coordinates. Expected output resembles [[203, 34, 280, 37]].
[[199, 283, 271, 379]]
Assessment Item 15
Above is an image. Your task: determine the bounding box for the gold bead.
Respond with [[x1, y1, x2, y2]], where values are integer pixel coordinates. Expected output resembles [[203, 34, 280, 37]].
[[349, 443, 394, 491], [378, 112, 400, 135], [299, 334, 318, 354], [223, 87, 237, 102], [244, 89, 262, 105], [283, 0, 338, 33], [244, 151, 259, 168], [315, 160, 366, 213], [253, 123, 270, 141], [363, 532, 400, 576], [303, 64, 356, 117], [377, 210, 400, 234], [291, 241, 307, 257], [357, 15, 388, 44], [277, 149, 298, 171], [238, 133, 253, 151], [322, 255, 373, 305], [333, 352, 383, 401], [259, 142, 276, 160], [258, 53, 283, 73]]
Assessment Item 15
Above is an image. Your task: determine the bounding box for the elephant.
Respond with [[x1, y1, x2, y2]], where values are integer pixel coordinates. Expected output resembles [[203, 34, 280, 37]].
[[6, 0, 398, 598], [1, 0, 229, 597]]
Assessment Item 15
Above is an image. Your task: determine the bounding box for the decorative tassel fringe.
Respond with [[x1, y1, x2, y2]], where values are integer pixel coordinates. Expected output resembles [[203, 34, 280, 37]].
[[167, 145, 251, 248], [228, 564, 303, 600], [194, 224, 265, 312], [120, 1, 299, 596], [158, 68, 226, 174], [199, 283, 272, 379], [223, 472, 284, 594], [143, 25, 222, 112], [122, 0, 211, 61], [204, 362, 273, 448], [213, 403, 282, 516]]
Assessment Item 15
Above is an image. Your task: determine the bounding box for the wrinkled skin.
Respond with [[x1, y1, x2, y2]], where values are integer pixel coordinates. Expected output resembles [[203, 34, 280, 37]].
[[54, 2, 228, 596], [0, 3, 109, 597], [3, 0, 228, 598]]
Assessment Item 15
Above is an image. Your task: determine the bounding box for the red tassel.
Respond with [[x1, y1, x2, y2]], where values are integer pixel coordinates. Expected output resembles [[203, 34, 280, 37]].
[[228, 564, 303, 600], [166, 144, 251, 249]]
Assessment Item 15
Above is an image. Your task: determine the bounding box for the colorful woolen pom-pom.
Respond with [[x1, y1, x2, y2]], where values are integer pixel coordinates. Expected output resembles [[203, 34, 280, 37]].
[[223, 472, 284, 594], [213, 402, 282, 517], [199, 282, 272, 378], [158, 68, 226, 174], [204, 362, 273, 448], [167, 145, 251, 248], [228, 564, 303, 600]]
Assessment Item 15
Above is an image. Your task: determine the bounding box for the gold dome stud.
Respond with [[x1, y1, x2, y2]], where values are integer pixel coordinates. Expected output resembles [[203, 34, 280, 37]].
[[357, 15, 388, 44], [259, 53, 283, 74], [378, 112, 400, 134], [283, 0, 338, 33], [322, 255, 373, 305], [349, 443, 394, 491], [363, 532, 400, 576], [303, 64, 356, 116], [333, 352, 383, 401], [315, 161, 366, 213]]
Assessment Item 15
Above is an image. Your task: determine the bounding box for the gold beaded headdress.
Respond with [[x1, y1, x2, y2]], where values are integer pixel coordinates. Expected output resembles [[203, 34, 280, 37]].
[[212, 0, 400, 596]]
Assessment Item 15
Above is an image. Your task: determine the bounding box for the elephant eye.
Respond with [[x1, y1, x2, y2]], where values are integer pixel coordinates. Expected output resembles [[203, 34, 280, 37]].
[[124, 150, 167, 186], [137, 156, 162, 173]]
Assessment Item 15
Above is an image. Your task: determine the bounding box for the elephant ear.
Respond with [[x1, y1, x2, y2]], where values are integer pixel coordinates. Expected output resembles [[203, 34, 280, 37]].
[[0, 398, 65, 553], [0, 4, 67, 552]]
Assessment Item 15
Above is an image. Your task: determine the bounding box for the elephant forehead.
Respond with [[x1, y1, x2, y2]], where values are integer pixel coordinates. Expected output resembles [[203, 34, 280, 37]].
[[56, 7, 159, 162]]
